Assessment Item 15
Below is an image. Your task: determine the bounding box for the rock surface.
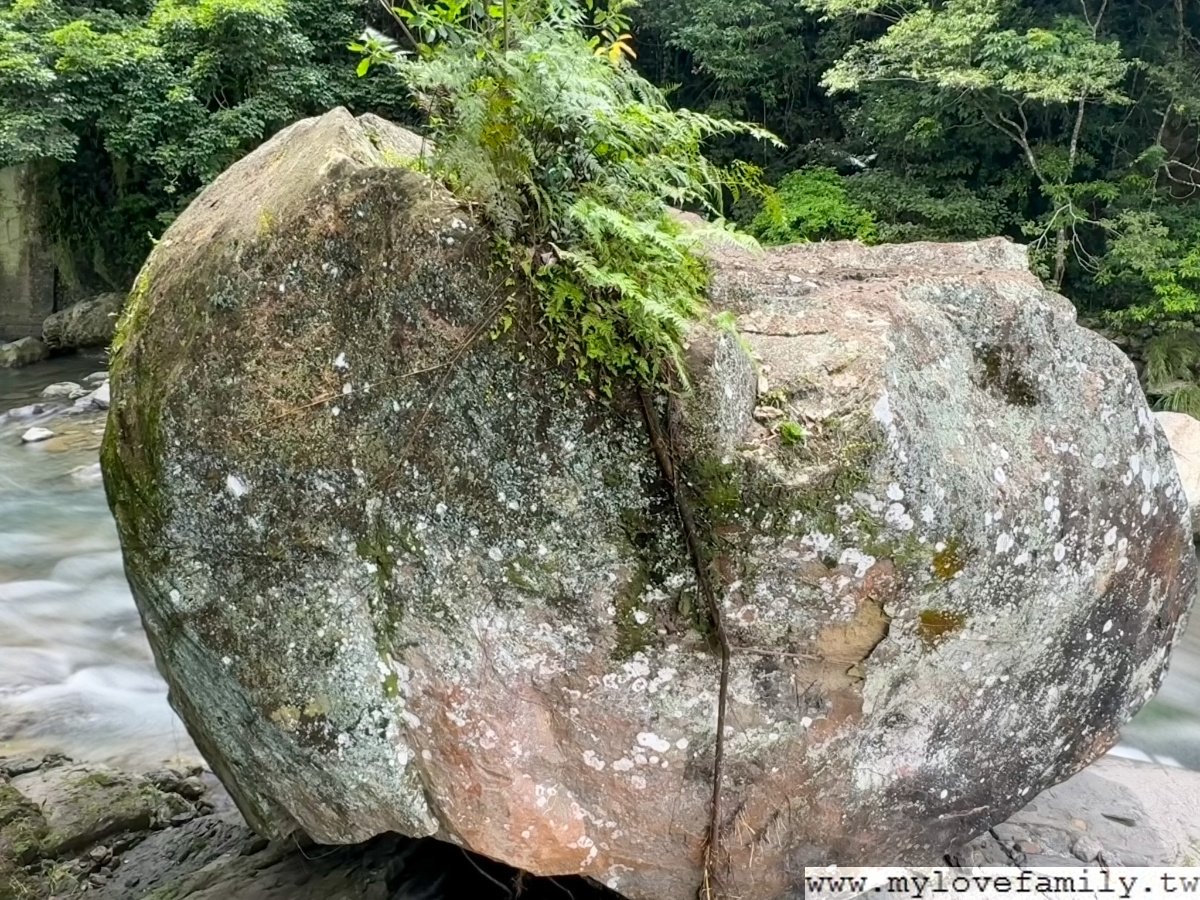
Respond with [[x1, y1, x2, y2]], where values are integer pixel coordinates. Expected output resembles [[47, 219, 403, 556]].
[[0, 754, 620, 900], [0, 336, 49, 368], [1155, 411, 1200, 538], [42, 293, 124, 350], [958, 756, 1200, 866], [3, 402, 46, 420], [82, 381, 110, 410], [3, 752, 1196, 899], [103, 108, 1197, 900], [41, 381, 87, 400]]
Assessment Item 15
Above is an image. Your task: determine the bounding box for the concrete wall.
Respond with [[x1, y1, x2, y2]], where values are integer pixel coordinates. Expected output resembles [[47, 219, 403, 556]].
[[0, 165, 56, 341]]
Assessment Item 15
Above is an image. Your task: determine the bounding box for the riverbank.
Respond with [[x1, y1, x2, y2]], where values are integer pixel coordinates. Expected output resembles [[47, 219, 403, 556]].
[[0, 751, 625, 899]]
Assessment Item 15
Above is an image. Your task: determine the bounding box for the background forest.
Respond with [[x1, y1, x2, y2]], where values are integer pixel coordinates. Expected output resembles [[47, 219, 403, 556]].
[[4, 0, 1200, 406]]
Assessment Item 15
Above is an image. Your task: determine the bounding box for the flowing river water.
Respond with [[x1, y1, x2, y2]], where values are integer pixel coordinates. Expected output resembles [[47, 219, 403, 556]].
[[1, 356, 1198, 783]]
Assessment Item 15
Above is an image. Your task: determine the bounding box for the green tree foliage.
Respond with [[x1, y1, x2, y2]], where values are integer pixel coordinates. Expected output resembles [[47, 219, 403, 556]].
[[633, 0, 874, 179], [644, 0, 1200, 405], [808, 0, 1133, 291], [7, 0, 1200, 411], [647, 0, 1200, 292], [359, 0, 774, 393], [0, 0, 407, 286], [750, 166, 876, 244]]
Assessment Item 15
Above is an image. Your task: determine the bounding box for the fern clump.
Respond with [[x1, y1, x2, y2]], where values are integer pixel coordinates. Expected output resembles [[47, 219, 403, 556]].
[[1140, 328, 1200, 416], [356, 0, 775, 394], [751, 166, 877, 246]]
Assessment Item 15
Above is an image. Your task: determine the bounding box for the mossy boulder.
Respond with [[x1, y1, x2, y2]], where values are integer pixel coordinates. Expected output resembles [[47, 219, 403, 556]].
[[103, 108, 1196, 900], [6, 763, 186, 857], [42, 293, 124, 350]]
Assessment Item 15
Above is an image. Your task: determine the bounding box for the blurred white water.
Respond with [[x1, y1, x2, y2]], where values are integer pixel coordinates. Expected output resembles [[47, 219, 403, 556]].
[[0, 356, 198, 770]]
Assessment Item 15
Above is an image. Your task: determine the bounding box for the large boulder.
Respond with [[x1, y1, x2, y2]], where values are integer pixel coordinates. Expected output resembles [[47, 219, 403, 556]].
[[42, 292, 124, 350], [102, 108, 1197, 900]]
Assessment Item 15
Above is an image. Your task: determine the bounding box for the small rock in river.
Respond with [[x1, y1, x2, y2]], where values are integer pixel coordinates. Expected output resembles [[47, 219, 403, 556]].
[[73, 382, 111, 411], [42, 382, 86, 399], [21, 427, 55, 444], [8, 403, 47, 419]]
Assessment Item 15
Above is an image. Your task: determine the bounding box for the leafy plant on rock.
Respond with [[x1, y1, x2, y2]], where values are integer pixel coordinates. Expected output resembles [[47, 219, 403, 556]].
[[357, 0, 777, 395]]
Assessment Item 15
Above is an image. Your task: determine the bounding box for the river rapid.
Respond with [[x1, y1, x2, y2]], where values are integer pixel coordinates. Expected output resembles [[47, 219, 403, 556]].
[[0, 356, 1197, 776], [0, 355, 198, 771]]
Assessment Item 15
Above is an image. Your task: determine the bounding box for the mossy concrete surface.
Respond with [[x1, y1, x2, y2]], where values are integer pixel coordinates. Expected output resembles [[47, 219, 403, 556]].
[[102, 109, 1196, 900]]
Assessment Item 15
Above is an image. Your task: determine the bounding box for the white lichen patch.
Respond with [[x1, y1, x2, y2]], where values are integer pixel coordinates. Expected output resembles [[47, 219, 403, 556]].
[[636, 732, 671, 754]]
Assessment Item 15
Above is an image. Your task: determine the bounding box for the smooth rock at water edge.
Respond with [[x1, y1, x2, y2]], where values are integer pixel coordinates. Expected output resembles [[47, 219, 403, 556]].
[[90, 382, 110, 410], [41, 382, 86, 400], [0, 337, 49, 369], [74, 382, 110, 412], [7, 763, 176, 855], [1155, 410, 1200, 538], [958, 755, 1200, 866], [84, 371, 108, 385], [4, 403, 46, 420]]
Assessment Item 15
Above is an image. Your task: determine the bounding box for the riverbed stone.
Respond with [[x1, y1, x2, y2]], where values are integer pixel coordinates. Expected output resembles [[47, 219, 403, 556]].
[[956, 755, 1200, 866], [7, 762, 187, 856], [20, 427, 54, 444], [42, 293, 123, 350], [0, 336, 48, 368], [74, 382, 110, 412], [103, 108, 1198, 900], [4, 403, 46, 420], [42, 382, 87, 400]]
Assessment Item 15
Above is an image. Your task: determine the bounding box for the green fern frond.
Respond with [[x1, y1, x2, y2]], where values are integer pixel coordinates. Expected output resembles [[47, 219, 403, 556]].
[[382, 0, 776, 392]]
